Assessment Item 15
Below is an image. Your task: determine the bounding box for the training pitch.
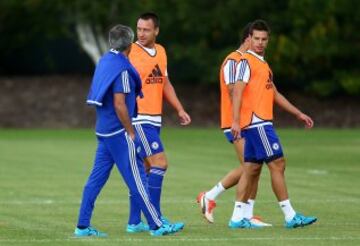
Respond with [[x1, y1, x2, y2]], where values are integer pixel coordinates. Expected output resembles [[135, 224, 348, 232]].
[[0, 128, 359, 245]]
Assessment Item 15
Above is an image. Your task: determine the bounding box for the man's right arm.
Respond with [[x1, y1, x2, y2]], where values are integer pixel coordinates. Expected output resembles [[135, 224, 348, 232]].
[[114, 93, 136, 139], [227, 59, 250, 138], [224, 59, 237, 99], [231, 82, 246, 139], [112, 70, 136, 140]]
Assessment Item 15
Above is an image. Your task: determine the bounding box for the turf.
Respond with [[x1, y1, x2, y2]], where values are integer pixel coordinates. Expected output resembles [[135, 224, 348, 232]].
[[0, 128, 359, 245]]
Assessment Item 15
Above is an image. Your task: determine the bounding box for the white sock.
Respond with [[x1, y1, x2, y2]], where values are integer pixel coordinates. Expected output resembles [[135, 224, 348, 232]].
[[244, 199, 255, 219], [205, 182, 225, 200], [231, 201, 247, 222], [279, 199, 296, 222]]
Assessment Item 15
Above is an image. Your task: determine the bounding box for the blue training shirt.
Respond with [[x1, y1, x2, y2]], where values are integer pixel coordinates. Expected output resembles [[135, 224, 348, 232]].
[[95, 70, 136, 137]]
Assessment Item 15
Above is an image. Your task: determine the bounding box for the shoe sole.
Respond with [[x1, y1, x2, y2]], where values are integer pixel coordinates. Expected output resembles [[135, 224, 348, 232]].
[[201, 195, 214, 223], [196, 193, 214, 224]]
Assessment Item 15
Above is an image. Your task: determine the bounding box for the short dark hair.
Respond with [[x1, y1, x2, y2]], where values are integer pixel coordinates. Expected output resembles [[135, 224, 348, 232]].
[[138, 12, 160, 28], [250, 19, 270, 35], [240, 22, 252, 43], [108, 24, 134, 51]]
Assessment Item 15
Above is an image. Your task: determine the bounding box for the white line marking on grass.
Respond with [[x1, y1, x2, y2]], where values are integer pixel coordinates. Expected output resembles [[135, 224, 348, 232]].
[[1, 198, 360, 205], [1, 237, 360, 243], [307, 169, 328, 175]]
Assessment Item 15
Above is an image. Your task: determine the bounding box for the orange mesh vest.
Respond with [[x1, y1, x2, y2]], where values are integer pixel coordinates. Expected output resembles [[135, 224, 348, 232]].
[[240, 51, 274, 129], [129, 43, 167, 115], [220, 51, 243, 129]]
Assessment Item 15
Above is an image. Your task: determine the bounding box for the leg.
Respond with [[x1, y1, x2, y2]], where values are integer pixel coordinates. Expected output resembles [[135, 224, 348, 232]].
[[76, 138, 114, 228], [267, 157, 288, 201], [105, 133, 163, 230], [145, 151, 167, 215], [268, 157, 317, 227], [235, 163, 262, 204], [232, 139, 268, 225], [197, 137, 244, 223], [229, 162, 263, 228], [128, 154, 151, 227], [229, 128, 265, 228], [219, 138, 260, 198], [134, 124, 167, 216], [261, 125, 316, 228], [219, 137, 245, 189]]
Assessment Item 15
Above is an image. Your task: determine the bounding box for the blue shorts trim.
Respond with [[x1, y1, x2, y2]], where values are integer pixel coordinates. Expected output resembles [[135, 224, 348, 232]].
[[242, 125, 284, 164], [223, 129, 243, 144], [134, 124, 164, 158]]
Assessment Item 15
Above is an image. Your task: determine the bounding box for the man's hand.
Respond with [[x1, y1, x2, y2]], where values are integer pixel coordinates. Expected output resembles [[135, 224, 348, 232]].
[[231, 121, 241, 139], [128, 131, 136, 141], [178, 110, 191, 126], [297, 113, 314, 128]]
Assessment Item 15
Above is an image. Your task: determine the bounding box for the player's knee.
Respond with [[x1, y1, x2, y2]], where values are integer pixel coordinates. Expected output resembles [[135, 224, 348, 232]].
[[269, 157, 286, 173], [155, 161, 168, 169], [148, 152, 168, 168], [245, 164, 262, 177]]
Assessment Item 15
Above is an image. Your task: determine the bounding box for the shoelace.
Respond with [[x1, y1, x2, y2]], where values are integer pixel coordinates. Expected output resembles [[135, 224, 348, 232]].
[[88, 228, 100, 236]]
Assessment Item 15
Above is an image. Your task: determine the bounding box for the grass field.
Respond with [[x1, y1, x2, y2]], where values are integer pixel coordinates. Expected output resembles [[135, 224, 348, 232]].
[[0, 128, 359, 246]]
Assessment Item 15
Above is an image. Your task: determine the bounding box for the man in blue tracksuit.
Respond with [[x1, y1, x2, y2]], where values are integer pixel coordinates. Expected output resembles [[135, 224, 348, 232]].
[[74, 24, 183, 237]]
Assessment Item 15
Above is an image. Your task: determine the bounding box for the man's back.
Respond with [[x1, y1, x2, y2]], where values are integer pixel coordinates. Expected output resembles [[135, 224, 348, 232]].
[[220, 50, 243, 129]]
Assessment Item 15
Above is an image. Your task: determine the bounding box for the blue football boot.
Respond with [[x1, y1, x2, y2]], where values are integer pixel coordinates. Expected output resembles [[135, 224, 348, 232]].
[[126, 221, 150, 233], [161, 216, 185, 231], [74, 226, 107, 237], [228, 218, 264, 229], [150, 223, 183, 236], [285, 213, 317, 228]]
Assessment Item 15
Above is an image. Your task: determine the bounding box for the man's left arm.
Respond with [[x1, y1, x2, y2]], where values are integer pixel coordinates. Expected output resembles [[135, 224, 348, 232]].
[[273, 85, 314, 128], [163, 77, 191, 125]]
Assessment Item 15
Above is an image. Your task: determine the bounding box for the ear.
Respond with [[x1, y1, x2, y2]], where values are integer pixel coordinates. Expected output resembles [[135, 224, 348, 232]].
[[155, 27, 159, 36]]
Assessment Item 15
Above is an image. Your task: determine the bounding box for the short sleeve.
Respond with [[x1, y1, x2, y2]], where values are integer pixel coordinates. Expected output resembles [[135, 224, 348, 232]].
[[113, 70, 131, 94], [223, 59, 237, 85], [235, 60, 250, 83]]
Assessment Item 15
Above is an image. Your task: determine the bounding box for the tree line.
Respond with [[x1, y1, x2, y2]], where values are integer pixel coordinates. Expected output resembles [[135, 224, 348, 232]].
[[0, 0, 359, 96]]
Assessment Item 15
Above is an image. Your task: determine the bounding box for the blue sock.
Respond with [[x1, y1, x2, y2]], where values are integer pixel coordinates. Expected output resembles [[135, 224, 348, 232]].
[[148, 167, 166, 216]]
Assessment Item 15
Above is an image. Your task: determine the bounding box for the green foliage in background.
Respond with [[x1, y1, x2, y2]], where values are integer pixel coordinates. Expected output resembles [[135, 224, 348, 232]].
[[0, 0, 359, 96]]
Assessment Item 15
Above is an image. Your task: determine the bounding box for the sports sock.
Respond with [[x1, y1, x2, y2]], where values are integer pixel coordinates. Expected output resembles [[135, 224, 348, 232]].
[[148, 167, 166, 215], [231, 201, 247, 222], [205, 182, 225, 200], [244, 199, 255, 219], [279, 199, 296, 222]]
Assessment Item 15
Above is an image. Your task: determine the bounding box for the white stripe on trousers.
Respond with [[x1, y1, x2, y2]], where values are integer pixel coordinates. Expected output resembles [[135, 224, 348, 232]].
[[125, 134, 162, 226], [257, 126, 273, 157], [135, 124, 152, 156]]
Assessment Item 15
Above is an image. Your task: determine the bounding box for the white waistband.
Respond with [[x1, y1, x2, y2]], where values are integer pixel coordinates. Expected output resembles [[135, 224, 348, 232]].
[[96, 128, 125, 137], [132, 115, 162, 127], [245, 121, 273, 129]]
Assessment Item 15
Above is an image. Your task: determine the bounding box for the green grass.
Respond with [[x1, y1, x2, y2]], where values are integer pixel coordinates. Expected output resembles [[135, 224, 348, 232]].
[[0, 128, 359, 245]]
